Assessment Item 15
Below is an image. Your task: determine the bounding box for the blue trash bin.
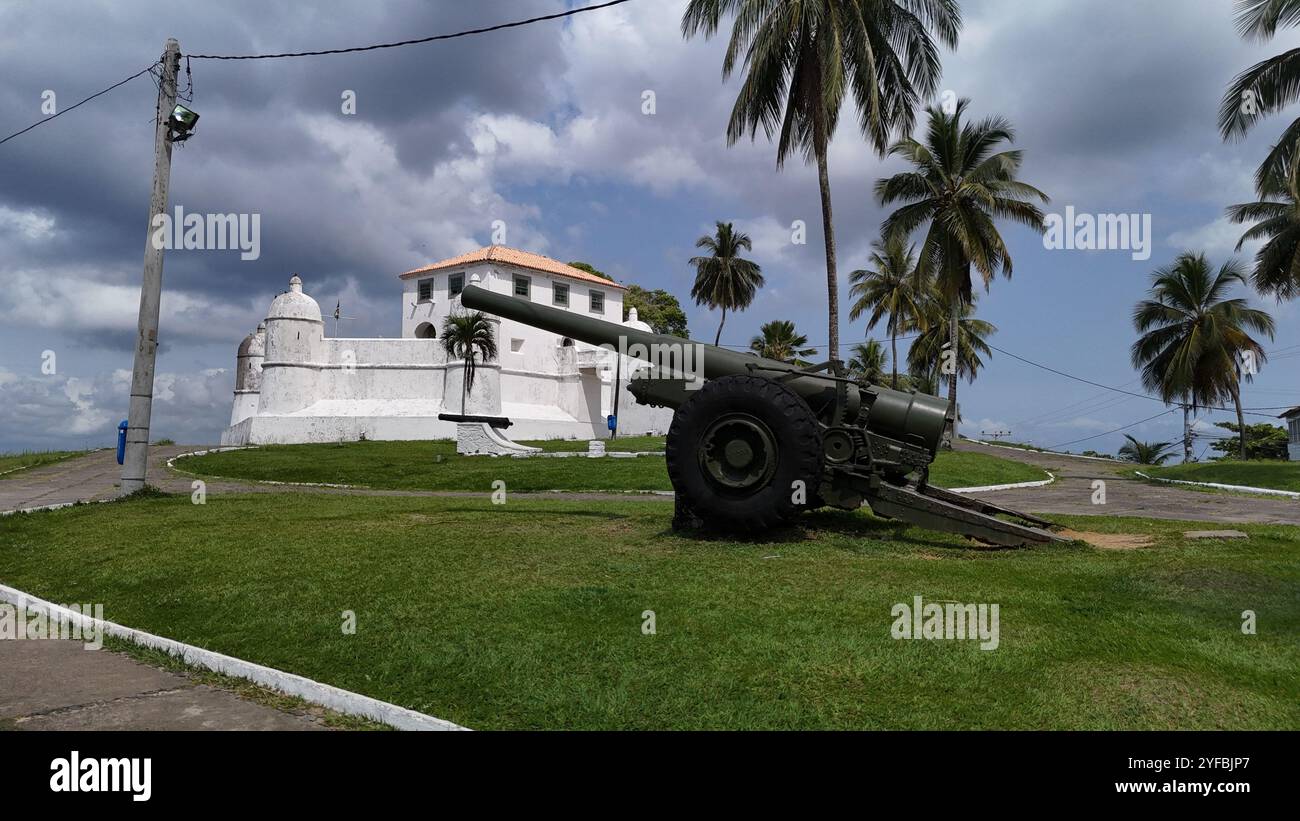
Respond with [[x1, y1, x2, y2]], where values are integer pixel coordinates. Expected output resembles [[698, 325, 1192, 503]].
[[606, 414, 617, 432], [116, 420, 129, 465]]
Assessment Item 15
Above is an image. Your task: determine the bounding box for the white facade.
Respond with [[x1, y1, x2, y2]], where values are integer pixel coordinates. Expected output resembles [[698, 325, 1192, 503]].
[[222, 252, 673, 446]]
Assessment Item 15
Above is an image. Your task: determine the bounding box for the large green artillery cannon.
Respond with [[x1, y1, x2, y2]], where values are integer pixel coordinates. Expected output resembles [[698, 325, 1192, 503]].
[[461, 284, 1060, 546]]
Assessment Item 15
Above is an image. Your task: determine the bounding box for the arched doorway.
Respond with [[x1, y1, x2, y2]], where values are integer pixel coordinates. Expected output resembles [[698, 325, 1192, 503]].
[[415, 322, 436, 339]]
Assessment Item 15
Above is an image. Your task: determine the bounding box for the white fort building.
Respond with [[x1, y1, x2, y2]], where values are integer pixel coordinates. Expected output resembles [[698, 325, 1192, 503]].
[[221, 246, 673, 446]]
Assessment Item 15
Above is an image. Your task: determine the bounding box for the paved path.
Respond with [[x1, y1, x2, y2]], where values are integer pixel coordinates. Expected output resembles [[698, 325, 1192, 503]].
[[4, 443, 1297, 525], [0, 640, 326, 730], [956, 440, 1300, 525]]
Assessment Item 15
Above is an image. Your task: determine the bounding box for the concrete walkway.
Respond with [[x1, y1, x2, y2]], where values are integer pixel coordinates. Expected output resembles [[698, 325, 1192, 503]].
[[3, 443, 1297, 525], [0, 640, 326, 730], [956, 440, 1300, 525]]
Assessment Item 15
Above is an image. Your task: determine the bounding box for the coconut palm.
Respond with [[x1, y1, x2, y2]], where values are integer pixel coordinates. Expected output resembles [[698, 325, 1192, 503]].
[[441, 311, 498, 415], [1117, 434, 1178, 466], [906, 289, 996, 393], [750, 319, 817, 363], [682, 0, 962, 361], [846, 340, 888, 384], [1130, 252, 1275, 459], [877, 99, 1048, 445], [1218, 0, 1300, 191], [689, 221, 765, 345], [1226, 159, 1300, 300], [849, 233, 928, 388]]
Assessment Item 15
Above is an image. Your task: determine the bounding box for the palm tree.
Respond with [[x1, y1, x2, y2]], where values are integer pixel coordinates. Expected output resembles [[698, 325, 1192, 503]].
[[1130, 252, 1275, 459], [1218, 0, 1300, 191], [849, 233, 928, 388], [440, 311, 499, 415], [906, 289, 996, 393], [750, 319, 817, 363], [877, 99, 1048, 445], [689, 221, 765, 345], [846, 340, 888, 384], [682, 0, 962, 361], [1226, 159, 1300, 300], [1117, 434, 1178, 466]]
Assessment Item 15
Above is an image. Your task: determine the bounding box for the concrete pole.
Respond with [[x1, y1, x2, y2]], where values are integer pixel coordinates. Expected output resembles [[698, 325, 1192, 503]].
[[121, 39, 179, 495], [1182, 401, 1193, 464]]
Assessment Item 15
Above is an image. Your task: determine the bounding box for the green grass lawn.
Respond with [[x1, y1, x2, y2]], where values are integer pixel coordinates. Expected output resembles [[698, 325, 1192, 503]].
[[1143, 460, 1300, 493], [1, 491, 1294, 729], [0, 450, 91, 477], [175, 440, 1045, 492]]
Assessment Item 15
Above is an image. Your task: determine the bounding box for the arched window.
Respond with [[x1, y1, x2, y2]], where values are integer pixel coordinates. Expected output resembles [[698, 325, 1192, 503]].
[[414, 322, 436, 339], [561, 337, 575, 347]]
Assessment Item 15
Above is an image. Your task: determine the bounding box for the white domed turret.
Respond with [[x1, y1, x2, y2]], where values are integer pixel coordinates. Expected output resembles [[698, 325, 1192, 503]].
[[624, 307, 652, 333], [259, 275, 324, 414], [229, 323, 267, 426]]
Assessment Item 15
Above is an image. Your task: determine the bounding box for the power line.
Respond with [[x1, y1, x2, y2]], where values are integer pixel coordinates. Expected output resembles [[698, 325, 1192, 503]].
[[0, 2, 634, 147], [0, 61, 159, 147], [986, 342, 1292, 416], [1047, 409, 1178, 450], [187, 0, 634, 60]]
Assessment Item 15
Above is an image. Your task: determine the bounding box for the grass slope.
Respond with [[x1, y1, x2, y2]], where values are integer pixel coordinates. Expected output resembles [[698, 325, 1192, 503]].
[[1144, 460, 1300, 493], [176, 440, 1045, 492], [0, 450, 90, 477], [1, 492, 1294, 730]]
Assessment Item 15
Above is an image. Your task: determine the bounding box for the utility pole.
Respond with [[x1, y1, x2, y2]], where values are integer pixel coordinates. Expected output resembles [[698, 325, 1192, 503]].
[[1181, 401, 1194, 464], [121, 39, 179, 495]]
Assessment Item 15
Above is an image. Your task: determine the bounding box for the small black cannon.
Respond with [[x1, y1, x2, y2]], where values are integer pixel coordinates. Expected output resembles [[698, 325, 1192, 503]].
[[462, 284, 1060, 546]]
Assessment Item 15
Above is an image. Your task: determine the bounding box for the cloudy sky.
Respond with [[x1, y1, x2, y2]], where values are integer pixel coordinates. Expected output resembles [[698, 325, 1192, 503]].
[[1, 0, 1297, 456]]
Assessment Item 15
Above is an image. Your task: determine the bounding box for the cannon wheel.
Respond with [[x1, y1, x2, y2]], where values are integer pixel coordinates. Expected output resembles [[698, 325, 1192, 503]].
[[666, 374, 824, 531]]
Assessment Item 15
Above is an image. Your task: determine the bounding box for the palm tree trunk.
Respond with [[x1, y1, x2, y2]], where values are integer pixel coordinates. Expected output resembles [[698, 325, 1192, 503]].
[[1232, 377, 1247, 459], [714, 305, 726, 347], [890, 329, 899, 390], [945, 297, 959, 447], [461, 358, 469, 415], [811, 96, 839, 362]]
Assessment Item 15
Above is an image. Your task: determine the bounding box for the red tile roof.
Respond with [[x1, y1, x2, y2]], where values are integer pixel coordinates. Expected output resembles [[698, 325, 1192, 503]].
[[398, 246, 625, 289]]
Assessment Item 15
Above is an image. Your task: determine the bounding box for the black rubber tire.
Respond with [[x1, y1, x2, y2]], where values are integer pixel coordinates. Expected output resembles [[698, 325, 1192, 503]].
[[665, 374, 824, 531]]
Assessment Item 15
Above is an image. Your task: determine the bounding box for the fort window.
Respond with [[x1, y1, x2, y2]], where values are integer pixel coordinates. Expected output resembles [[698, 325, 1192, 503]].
[[553, 282, 569, 307], [589, 290, 605, 314], [448, 273, 464, 297], [414, 322, 436, 339], [514, 275, 531, 299], [417, 278, 433, 302]]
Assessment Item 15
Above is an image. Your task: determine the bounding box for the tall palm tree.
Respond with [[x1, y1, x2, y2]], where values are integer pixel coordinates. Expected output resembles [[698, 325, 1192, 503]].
[[849, 233, 928, 388], [906, 289, 996, 393], [877, 99, 1048, 445], [1226, 159, 1300, 300], [1117, 434, 1178, 466], [682, 0, 962, 361], [1218, 0, 1300, 191], [846, 340, 888, 384], [441, 311, 499, 414], [689, 221, 765, 345], [750, 319, 817, 363], [1130, 252, 1275, 459]]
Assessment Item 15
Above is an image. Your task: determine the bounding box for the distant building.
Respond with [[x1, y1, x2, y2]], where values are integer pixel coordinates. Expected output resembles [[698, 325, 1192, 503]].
[[221, 247, 673, 445], [1282, 407, 1300, 461]]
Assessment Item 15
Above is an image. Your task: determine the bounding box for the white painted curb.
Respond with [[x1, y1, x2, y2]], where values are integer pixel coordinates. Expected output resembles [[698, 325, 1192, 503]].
[[947, 472, 1056, 494], [1135, 471, 1300, 499], [0, 499, 113, 517], [0, 582, 467, 731], [167, 448, 366, 490]]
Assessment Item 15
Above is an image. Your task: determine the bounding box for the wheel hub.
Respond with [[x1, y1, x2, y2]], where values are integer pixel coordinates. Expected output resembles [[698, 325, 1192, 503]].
[[700, 413, 777, 492]]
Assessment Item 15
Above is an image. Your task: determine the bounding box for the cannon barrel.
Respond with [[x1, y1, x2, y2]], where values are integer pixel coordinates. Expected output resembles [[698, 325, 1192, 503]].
[[461, 283, 949, 455]]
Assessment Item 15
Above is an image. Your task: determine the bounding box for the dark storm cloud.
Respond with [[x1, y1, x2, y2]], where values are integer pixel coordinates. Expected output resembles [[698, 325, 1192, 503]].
[[0, 0, 576, 346]]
